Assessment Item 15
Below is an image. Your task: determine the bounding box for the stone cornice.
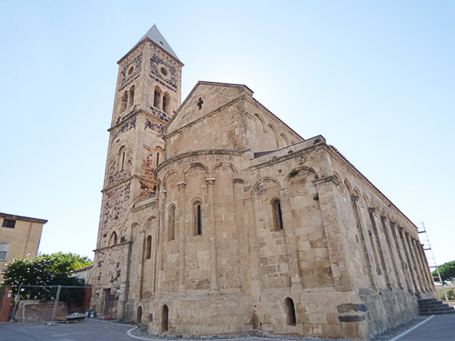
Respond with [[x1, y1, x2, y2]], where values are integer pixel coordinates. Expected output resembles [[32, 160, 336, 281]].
[[327, 145, 417, 230], [312, 175, 341, 187], [93, 240, 132, 253], [155, 149, 246, 175], [101, 174, 156, 194], [108, 106, 167, 132]]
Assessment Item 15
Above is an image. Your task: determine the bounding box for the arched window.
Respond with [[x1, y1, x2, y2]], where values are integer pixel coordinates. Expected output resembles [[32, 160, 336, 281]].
[[118, 146, 126, 171], [272, 199, 284, 230], [162, 92, 170, 113], [109, 231, 118, 246], [145, 235, 152, 259], [120, 91, 128, 112], [156, 151, 160, 166], [137, 306, 143, 324], [128, 85, 135, 107], [154, 87, 161, 108], [168, 205, 175, 241], [161, 305, 169, 332], [194, 202, 202, 236], [284, 297, 296, 326]]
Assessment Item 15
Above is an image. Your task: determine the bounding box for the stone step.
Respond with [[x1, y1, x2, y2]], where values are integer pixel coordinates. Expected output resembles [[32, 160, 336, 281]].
[[418, 298, 455, 316]]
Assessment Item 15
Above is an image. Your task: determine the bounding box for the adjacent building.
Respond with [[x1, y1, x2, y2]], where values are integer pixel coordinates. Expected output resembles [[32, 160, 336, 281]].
[[89, 25, 436, 339], [0, 212, 47, 282]]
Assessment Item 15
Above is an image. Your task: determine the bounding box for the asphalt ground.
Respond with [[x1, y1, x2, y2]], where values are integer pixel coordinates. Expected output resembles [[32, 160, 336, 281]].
[[0, 315, 454, 341]]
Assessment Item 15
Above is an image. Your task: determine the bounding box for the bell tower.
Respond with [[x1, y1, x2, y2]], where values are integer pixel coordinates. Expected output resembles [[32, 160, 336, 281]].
[[91, 25, 182, 319]]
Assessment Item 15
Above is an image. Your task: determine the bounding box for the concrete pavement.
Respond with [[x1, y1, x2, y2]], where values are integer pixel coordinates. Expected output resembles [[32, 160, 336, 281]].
[[0, 315, 454, 341]]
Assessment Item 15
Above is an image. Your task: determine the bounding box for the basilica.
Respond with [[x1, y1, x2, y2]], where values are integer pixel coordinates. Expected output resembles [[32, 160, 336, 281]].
[[89, 25, 436, 339]]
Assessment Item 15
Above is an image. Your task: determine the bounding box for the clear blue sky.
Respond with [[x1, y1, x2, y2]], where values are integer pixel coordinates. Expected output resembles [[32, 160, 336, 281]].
[[0, 1, 453, 267]]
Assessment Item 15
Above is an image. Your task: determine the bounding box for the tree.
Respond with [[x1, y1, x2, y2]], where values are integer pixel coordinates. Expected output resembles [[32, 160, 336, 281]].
[[433, 260, 455, 284], [2, 252, 92, 302]]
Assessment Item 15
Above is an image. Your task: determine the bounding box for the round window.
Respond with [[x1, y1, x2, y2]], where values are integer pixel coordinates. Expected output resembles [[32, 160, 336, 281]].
[[161, 67, 168, 76], [127, 66, 134, 76]]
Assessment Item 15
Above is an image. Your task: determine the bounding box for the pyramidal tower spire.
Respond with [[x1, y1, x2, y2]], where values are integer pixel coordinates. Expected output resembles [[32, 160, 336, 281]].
[[91, 25, 183, 319]]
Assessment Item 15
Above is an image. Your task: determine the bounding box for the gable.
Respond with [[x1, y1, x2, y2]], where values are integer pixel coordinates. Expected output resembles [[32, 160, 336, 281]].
[[167, 82, 253, 134]]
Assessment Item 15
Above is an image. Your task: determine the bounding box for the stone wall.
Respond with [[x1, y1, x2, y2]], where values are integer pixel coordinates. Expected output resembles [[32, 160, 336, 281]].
[[14, 300, 68, 322]]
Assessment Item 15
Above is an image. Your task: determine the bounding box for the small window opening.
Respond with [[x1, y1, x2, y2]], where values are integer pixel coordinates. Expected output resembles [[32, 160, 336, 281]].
[[168, 206, 175, 241], [161, 67, 168, 76], [109, 232, 118, 246], [2, 219, 16, 228], [161, 305, 169, 332], [195, 204, 202, 236], [145, 235, 152, 259], [156, 152, 160, 166], [272, 199, 284, 230], [128, 86, 135, 107], [154, 87, 161, 108], [137, 306, 143, 324], [120, 92, 128, 112], [127, 66, 134, 76], [285, 297, 296, 326], [162, 93, 170, 113]]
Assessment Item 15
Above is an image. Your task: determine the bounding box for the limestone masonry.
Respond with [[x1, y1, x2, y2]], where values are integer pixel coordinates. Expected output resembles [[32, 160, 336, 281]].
[[89, 25, 436, 339]]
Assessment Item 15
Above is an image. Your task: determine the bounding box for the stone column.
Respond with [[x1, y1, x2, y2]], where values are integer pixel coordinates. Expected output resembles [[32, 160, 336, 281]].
[[406, 234, 423, 293], [412, 238, 429, 292], [368, 208, 391, 289], [177, 182, 187, 293], [245, 197, 262, 300], [351, 195, 377, 291], [380, 217, 402, 289], [206, 177, 219, 294], [399, 228, 418, 294], [390, 222, 411, 292], [279, 188, 303, 291], [233, 178, 247, 293], [155, 189, 166, 293], [416, 242, 436, 292], [313, 176, 354, 292]]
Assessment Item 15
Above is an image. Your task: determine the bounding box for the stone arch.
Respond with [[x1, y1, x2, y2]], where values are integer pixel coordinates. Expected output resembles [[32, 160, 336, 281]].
[[279, 133, 289, 148], [353, 187, 361, 198], [343, 179, 353, 193], [213, 161, 238, 175], [161, 169, 180, 189], [267, 123, 279, 149], [183, 162, 209, 183], [254, 113, 267, 133], [285, 166, 317, 186], [251, 177, 281, 197]]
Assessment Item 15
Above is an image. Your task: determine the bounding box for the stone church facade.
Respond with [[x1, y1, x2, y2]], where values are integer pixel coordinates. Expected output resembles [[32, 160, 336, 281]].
[[89, 26, 436, 339]]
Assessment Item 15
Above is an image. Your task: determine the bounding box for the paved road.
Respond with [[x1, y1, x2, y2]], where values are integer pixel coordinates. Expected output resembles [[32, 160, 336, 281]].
[[0, 315, 454, 341], [390, 314, 455, 341], [0, 318, 134, 341]]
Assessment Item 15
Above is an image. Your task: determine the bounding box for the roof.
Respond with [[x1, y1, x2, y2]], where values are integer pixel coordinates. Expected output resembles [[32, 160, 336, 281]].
[[138, 25, 180, 61], [0, 212, 48, 224]]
